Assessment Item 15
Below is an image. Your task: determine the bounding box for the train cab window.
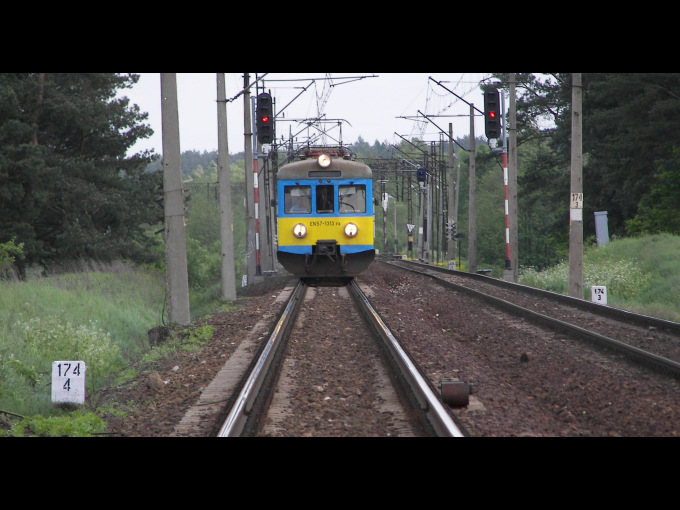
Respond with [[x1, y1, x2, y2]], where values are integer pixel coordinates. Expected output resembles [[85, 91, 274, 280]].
[[316, 185, 334, 214], [284, 185, 311, 214], [339, 185, 366, 213]]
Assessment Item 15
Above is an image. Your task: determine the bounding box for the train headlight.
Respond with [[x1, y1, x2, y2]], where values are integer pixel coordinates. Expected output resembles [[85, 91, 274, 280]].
[[344, 222, 358, 238], [292, 223, 307, 238], [317, 154, 331, 168]]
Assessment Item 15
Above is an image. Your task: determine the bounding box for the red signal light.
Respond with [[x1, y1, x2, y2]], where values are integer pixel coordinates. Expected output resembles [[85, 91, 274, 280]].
[[484, 89, 501, 139], [256, 92, 274, 144]]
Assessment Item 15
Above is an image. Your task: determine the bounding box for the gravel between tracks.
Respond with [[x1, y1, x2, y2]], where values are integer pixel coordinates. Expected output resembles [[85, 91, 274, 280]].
[[94, 262, 680, 437]]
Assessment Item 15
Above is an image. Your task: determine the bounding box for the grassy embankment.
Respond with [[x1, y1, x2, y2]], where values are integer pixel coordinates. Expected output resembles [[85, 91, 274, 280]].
[[0, 260, 236, 436], [519, 233, 680, 323]]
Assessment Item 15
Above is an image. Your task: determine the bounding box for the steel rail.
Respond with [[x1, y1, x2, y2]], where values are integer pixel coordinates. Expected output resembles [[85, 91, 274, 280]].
[[347, 280, 465, 437], [383, 259, 680, 380], [217, 280, 307, 437]]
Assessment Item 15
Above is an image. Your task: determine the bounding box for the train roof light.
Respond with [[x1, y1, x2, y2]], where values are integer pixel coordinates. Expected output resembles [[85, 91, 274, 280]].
[[317, 154, 331, 168]]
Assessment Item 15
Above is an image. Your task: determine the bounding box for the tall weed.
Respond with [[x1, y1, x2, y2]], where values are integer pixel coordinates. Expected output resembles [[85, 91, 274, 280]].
[[0, 262, 164, 419], [14, 315, 124, 380], [519, 234, 680, 321]]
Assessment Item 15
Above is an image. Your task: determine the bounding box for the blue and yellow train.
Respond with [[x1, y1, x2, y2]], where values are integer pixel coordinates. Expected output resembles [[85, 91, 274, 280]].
[[276, 147, 375, 285]]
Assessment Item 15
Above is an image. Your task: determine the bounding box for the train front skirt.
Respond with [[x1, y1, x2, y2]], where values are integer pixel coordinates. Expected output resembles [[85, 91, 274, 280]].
[[277, 241, 375, 282]]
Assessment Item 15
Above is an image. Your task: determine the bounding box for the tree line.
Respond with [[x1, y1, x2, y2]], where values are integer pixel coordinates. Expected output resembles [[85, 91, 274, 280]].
[[504, 73, 680, 238]]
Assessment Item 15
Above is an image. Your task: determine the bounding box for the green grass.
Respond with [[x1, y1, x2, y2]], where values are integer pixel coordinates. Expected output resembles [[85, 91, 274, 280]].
[[0, 261, 167, 434], [0, 259, 246, 436], [519, 233, 680, 322]]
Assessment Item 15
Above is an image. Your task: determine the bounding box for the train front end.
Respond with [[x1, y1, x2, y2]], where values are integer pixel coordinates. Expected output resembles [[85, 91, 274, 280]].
[[276, 150, 375, 284]]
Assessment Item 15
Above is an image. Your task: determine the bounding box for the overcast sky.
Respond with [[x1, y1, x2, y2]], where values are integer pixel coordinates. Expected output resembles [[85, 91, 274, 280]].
[[122, 73, 494, 156]]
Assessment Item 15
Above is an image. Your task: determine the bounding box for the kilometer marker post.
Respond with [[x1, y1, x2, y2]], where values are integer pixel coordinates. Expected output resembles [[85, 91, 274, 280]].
[[52, 361, 86, 405]]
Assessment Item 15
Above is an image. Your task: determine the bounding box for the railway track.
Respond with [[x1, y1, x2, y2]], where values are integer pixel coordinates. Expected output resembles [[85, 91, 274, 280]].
[[357, 260, 680, 436], [382, 257, 680, 380], [113, 261, 680, 436], [184, 260, 680, 437], [216, 280, 465, 437], [217, 279, 306, 437]]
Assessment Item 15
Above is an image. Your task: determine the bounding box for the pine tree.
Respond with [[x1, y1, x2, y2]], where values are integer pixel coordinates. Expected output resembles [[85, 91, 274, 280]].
[[0, 73, 161, 275]]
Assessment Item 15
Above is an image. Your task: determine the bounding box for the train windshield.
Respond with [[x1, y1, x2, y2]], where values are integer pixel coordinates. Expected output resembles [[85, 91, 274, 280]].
[[284, 185, 311, 214], [339, 185, 366, 213], [316, 185, 334, 214]]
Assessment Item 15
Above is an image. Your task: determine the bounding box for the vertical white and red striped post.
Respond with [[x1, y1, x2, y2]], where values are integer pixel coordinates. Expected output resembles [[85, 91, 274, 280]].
[[503, 150, 510, 270], [253, 154, 261, 275]]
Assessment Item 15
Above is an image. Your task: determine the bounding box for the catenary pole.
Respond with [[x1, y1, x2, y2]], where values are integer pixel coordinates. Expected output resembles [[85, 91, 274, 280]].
[[468, 103, 477, 273], [243, 74, 256, 280], [160, 73, 190, 325], [569, 73, 584, 298], [447, 123, 456, 266], [217, 73, 236, 300]]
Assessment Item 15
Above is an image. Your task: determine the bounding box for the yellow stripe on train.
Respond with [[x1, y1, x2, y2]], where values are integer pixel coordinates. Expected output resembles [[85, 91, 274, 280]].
[[278, 216, 374, 246]]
